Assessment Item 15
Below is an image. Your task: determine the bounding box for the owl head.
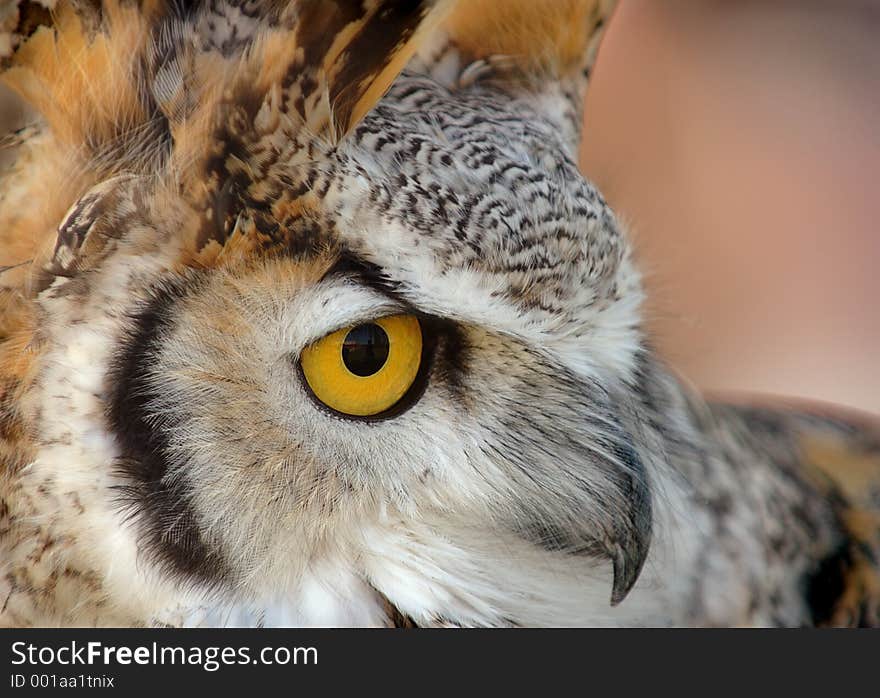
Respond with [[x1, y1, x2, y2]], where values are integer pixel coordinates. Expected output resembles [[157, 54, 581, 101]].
[[0, 0, 657, 626]]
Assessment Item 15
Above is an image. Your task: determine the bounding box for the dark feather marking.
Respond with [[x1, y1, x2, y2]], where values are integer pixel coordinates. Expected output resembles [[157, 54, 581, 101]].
[[328, 0, 432, 132], [805, 543, 851, 626], [106, 272, 232, 586]]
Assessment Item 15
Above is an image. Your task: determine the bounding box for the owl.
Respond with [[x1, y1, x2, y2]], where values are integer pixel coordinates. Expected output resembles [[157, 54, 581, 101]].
[[0, 0, 878, 628]]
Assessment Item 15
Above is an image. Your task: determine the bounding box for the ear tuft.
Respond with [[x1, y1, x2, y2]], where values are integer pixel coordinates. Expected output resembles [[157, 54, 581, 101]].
[[0, 1, 168, 299], [440, 0, 617, 152], [445, 0, 615, 79], [2, 1, 156, 159], [305, 0, 454, 139]]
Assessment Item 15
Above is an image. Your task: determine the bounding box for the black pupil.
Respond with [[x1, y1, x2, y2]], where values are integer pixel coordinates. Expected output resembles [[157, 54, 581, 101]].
[[342, 324, 390, 377]]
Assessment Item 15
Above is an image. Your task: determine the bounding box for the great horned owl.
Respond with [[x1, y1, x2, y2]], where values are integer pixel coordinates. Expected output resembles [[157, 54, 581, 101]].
[[0, 0, 878, 628]]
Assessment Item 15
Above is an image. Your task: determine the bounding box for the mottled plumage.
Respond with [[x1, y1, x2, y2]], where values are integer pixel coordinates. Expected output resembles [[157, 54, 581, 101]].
[[0, 0, 878, 627]]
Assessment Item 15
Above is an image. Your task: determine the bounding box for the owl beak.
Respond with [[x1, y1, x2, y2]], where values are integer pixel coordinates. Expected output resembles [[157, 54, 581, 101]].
[[607, 447, 653, 606], [609, 542, 649, 606]]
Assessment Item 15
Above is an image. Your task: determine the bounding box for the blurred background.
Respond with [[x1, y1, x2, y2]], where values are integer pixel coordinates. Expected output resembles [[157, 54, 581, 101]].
[[2, 0, 878, 416], [581, 0, 880, 417]]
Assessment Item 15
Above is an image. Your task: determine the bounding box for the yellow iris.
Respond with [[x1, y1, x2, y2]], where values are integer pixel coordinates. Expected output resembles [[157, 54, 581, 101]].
[[300, 314, 423, 417]]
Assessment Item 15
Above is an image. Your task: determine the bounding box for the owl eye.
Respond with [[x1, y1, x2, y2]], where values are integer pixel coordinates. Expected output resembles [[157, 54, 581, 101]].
[[299, 314, 424, 418]]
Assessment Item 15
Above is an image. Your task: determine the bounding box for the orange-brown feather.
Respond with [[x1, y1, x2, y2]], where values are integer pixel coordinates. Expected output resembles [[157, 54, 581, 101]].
[[444, 0, 616, 76]]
